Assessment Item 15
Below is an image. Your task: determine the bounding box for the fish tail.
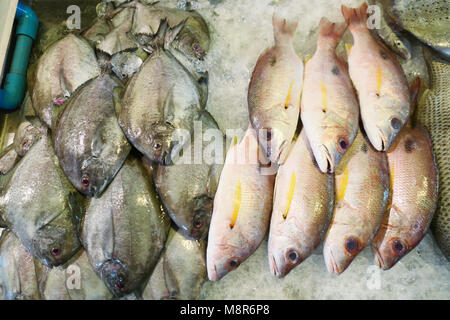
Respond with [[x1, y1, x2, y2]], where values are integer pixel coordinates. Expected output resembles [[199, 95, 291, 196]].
[[152, 18, 186, 50], [318, 17, 347, 49], [272, 14, 298, 46], [341, 2, 368, 31]]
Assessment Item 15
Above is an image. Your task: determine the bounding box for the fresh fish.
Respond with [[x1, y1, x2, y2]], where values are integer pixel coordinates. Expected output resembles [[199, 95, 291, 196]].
[[130, 1, 210, 60], [398, 36, 430, 87], [54, 73, 131, 198], [117, 20, 206, 165], [0, 119, 46, 175], [248, 15, 304, 165], [368, 0, 412, 60], [268, 129, 334, 277], [0, 231, 42, 300], [13, 119, 46, 157], [82, 18, 111, 47], [373, 124, 438, 269], [301, 17, 359, 173], [415, 53, 450, 261], [82, 156, 170, 297], [324, 130, 390, 274], [154, 111, 223, 240], [0, 133, 84, 267], [207, 128, 275, 281], [31, 34, 101, 129], [143, 228, 206, 300], [377, 0, 450, 60], [342, 3, 410, 152], [96, 7, 138, 56], [41, 250, 113, 300]]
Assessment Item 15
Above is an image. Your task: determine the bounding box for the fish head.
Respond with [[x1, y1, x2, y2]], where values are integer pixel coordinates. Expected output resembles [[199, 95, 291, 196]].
[[32, 224, 80, 267], [372, 231, 411, 270], [174, 31, 207, 60], [78, 156, 108, 198], [323, 223, 365, 275], [269, 238, 305, 278], [144, 123, 178, 165], [363, 102, 409, 152], [101, 259, 130, 297], [251, 108, 294, 165], [13, 122, 44, 156], [312, 128, 353, 174], [206, 241, 247, 281], [182, 195, 213, 240]]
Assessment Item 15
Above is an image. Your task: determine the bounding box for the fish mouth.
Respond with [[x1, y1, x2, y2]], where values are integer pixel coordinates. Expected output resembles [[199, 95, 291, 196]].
[[270, 254, 281, 278], [375, 127, 390, 152], [207, 263, 220, 282], [373, 246, 388, 270], [101, 260, 130, 297], [318, 145, 334, 174], [324, 247, 342, 275]]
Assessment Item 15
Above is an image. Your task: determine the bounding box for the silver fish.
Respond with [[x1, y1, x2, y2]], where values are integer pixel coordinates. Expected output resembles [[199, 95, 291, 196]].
[[0, 133, 83, 267], [117, 20, 206, 165], [54, 73, 131, 198], [154, 111, 223, 240], [82, 156, 170, 297]]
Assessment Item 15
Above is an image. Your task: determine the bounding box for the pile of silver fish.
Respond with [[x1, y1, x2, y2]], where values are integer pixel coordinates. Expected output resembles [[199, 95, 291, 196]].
[[0, 0, 213, 300], [0, 0, 448, 299], [206, 1, 448, 282]]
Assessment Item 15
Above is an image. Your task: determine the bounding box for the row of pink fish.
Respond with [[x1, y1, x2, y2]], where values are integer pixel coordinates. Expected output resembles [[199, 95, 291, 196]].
[[206, 3, 439, 281]]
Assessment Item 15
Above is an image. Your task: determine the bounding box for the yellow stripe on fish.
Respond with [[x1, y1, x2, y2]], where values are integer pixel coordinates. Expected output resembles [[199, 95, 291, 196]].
[[336, 165, 349, 202], [320, 79, 327, 112], [283, 171, 296, 219], [230, 179, 242, 228], [285, 80, 295, 109], [376, 66, 382, 94], [386, 162, 394, 212], [345, 43, 352, 56]]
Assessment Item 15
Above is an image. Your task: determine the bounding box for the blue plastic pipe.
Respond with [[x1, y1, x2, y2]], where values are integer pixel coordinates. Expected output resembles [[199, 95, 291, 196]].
[[0, 2, 38, 110]]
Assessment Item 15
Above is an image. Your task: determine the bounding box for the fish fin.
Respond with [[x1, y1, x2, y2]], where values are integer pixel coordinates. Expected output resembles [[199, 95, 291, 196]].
[[113, 87, 125, 116], [318, 17, 347, 49], [162, 86, 175, 123], [162, 253, 180, 299], [341, 3, 368, 30], [0, 145, 19, 175], [272, 14, 298, 46], [165, 19, 188, 50], [152, 18, 187, 51]]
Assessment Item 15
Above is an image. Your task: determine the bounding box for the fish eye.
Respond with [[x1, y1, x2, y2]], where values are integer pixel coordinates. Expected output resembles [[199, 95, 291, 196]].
[[153, 142, 162, 150], [286, 250, 300, 263], [81, 176, 90, 187], [337, 137, 349, 153], [51, 247, 61, 257], [391, 117, 402, 131], [392, 239, 407, 255], [228, 258, 239, 269], [344, 237, 360, 255]]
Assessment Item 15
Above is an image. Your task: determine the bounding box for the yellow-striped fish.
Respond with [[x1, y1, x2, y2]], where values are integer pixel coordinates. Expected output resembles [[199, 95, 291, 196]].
[[248, 14, 304, 165], [301, 17, 359, 174], [342, 3, 410, 152], [268, 129, 334, 278], [206, 128, 275, 281], [323, 130, 390, 275]]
